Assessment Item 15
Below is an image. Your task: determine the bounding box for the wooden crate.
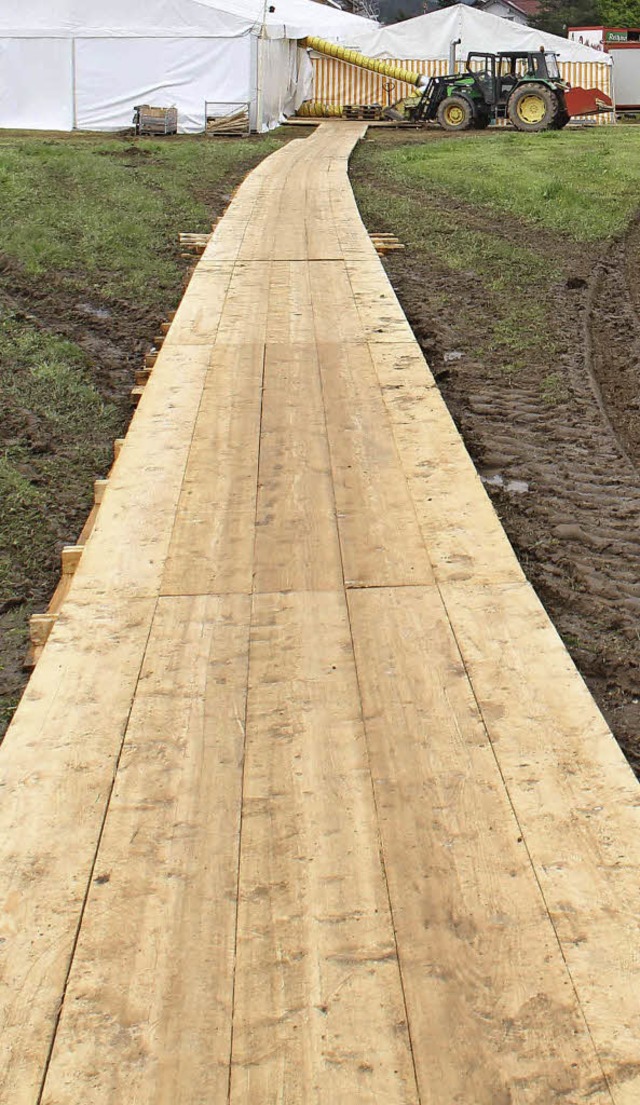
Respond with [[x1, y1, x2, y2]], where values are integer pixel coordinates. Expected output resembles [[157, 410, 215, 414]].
[[133, 105, 178, 136]]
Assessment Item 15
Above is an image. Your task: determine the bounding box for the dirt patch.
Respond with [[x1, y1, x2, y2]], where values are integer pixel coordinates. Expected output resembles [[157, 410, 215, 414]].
[[352, 146, 640, 773]]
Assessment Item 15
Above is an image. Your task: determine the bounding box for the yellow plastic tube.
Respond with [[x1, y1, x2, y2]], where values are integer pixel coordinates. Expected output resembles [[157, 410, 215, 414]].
[[301, 36, 424, 88], [296, 101, 344, 117]]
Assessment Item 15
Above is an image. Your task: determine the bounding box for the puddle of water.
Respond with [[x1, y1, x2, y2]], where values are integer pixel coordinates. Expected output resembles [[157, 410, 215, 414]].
[[480, 472, 530, 494], [77, 303, 112, 320], [444, 350, 463, 363]]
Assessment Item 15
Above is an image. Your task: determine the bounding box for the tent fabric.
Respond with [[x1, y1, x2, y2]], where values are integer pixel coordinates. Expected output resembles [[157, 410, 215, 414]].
[[75, 37, 251, 132], [352, 5, 612, 65], [0, 38, 74, 129], [0, 0, 254, 39], [259, 39, 315, 123], [258, 0, 375, 41], [0, 0, 375, 42], [0, 0, 374, 132]]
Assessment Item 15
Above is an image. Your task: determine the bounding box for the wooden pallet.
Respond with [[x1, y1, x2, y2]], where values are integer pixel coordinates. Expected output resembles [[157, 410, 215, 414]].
[[343, 103, 382, 120]]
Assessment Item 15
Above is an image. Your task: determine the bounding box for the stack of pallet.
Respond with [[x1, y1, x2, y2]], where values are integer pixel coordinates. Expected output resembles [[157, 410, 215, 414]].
[[343, 103, 382, 120], [133, 105, 178, 136], [206, 108, 250, 136]]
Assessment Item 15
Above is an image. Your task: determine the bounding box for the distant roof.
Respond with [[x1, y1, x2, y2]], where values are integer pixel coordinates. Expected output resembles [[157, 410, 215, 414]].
[[509, 0, 541, 15], [478, 0, 541, 16]]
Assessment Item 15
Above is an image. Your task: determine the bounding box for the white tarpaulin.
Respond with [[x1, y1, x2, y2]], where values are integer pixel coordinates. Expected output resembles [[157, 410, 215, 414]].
[[0, 0, 374, 41], [0, 0, 375, 132], [0, 38, 74, 129], [75, 37, 251, 132], [352, 5, 611, 66]]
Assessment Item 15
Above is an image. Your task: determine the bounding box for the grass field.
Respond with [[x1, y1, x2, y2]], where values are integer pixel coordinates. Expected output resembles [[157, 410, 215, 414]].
[[0, 133, 287, 310], [354, 128, 640, 240], [352, 128, 640, 377], [0, 130, 292, 735]]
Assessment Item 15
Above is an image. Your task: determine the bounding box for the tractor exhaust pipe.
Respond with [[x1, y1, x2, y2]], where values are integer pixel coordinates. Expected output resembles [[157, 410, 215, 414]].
[[449, 38, 462, 74]]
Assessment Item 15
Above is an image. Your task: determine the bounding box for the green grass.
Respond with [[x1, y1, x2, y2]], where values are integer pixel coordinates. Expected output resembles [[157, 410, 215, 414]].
[[352, 129, 640, 382], [356, 129, 640, 241], [353, 172, 560, 373], [0, 311, 121, 601], [0, 133, 288, 311]]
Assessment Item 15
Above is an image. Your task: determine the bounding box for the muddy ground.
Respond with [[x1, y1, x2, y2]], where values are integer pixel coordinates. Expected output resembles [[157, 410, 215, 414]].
[[353, 131, 640, 772]]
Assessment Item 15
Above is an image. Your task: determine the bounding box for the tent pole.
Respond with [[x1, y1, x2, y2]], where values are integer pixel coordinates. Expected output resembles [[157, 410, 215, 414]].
[[71, 38, 77, 130], [256, 28, 266, 133]]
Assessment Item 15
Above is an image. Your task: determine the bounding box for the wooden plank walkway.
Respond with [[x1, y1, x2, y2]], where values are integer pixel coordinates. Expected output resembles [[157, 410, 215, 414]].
[[2, 122, 640, 1103]]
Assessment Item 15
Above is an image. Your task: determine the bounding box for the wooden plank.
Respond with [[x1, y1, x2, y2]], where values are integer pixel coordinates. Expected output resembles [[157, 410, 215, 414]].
[[266, 261, 315, 344], [347, 586, 613, 1105], [236, 147, 308, 263], [215, 261, 271, 344], [317, 340, 434, 587], [366, 341, 436, 393], [253, 342, 343, 594], [0, 593, 157, 1102], [345, 257, 416, 344], [230, 590, 419, 1104], [162, 263, 234, 348], [39, 595, 250, 1105], [71, 346, 213, 600], [309, 260, 364, 344], [381, 384, 527, 586], [439, 578, 640, 1104], [161, 343, 264, 597]]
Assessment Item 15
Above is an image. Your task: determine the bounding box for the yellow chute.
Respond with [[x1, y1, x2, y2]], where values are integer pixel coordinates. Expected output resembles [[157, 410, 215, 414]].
[[300, 36, 424, 88]]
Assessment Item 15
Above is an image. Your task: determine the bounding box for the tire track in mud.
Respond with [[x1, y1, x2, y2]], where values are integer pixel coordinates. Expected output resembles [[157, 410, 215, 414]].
[[586, 216, 640, 468], [461, 221, 640, 773]]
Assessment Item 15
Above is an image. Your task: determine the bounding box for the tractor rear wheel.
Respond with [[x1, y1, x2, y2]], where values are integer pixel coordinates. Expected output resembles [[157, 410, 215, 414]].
[[437, 95, 474, 132], [507, 83, 560, 132]]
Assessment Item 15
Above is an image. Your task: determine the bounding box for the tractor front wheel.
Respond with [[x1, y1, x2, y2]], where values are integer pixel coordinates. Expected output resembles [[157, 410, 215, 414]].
[[437, 95, 474, 132], [507, 83, 560, 132]]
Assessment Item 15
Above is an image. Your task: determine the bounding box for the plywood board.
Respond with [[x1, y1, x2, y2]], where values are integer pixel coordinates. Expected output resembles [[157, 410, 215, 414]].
[[161, 343, 264, 597], [439, 578, 640, 1104]]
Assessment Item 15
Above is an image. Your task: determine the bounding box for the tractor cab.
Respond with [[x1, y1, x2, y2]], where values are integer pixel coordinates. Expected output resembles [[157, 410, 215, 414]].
[[465, 50, 564, 107]]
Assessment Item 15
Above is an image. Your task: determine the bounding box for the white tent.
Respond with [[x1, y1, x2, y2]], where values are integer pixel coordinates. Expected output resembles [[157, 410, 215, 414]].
[[352, 5, 612, 66], [0, 0, 375, 133]]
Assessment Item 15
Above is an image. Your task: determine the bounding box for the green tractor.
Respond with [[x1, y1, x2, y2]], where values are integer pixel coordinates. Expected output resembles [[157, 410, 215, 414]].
[[402, 50, 570, 132]]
